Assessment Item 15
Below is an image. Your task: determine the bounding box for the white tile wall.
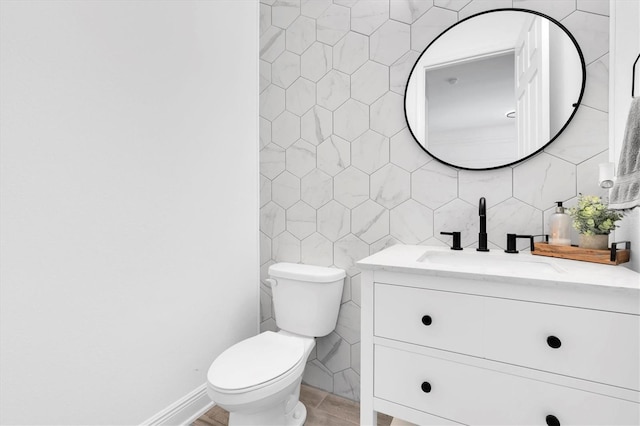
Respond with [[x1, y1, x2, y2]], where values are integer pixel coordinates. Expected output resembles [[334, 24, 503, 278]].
[[260, 0, 610, 401]]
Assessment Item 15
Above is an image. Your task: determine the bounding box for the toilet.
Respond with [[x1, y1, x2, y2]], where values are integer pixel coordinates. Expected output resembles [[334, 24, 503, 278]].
[[206, 263, 345, 426]]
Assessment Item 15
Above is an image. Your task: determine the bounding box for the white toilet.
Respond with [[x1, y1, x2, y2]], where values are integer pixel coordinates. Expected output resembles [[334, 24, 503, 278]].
[[206, 263, 345, 426]]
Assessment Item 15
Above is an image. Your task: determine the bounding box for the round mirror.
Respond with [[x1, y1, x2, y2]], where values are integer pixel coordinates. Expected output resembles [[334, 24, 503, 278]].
[[404, 9, 586, 170]]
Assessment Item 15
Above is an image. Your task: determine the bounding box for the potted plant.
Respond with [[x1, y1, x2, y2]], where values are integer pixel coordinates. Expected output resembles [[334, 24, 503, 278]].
[[568, 194, 625, 250]]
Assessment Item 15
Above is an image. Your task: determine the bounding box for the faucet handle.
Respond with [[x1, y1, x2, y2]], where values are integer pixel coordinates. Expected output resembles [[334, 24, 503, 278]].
[[505, 234, 535, 253], [440, 231, 463, 250]]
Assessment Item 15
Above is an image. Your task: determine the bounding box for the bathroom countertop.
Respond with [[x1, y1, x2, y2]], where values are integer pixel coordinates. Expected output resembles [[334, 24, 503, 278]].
[[357, 244, 640, 295]]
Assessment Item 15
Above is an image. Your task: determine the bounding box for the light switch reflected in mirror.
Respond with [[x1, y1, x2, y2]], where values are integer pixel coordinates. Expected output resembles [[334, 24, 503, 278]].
[[404, 9, 586, 170]]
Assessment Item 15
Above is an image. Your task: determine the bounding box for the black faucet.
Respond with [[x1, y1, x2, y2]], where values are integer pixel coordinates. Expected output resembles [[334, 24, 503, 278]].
[[477, 197, 489, 252]]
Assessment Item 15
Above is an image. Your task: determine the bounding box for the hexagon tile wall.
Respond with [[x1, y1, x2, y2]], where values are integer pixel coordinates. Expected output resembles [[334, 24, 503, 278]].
[[259, 0, 610, 402]]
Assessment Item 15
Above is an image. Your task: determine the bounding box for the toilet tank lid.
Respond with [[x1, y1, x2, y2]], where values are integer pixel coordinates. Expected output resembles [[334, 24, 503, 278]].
[[269, 263, 345, 283]]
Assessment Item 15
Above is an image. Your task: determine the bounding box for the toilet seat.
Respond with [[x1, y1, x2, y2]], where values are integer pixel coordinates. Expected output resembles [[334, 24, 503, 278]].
[[208, 331, 305, 393]]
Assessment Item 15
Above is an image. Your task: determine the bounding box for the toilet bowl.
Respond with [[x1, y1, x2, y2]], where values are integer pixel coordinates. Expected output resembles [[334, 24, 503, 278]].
[[206, 263, 345, 426], [207, 331, 314, 425]]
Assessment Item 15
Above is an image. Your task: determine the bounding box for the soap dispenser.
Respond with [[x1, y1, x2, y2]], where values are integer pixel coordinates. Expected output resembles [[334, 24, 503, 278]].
[[549, 201, 571, 246]]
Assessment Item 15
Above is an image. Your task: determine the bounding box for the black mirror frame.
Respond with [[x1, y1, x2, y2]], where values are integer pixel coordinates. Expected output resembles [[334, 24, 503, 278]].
[[403, 8, 587, 171]]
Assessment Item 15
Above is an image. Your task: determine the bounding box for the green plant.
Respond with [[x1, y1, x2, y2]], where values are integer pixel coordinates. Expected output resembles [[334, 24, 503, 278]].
[[568, 194, 624, 235]]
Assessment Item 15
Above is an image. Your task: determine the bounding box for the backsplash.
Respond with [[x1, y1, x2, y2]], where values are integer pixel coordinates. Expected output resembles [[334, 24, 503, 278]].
[[259, 0, 609, 402]]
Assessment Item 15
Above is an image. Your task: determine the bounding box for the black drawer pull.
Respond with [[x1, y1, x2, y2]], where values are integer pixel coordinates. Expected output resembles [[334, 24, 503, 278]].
[[421, 381, 432, 393], [546, 414, 560, 426], [421, 315, 432, 326], [547, 335, 562, 349]]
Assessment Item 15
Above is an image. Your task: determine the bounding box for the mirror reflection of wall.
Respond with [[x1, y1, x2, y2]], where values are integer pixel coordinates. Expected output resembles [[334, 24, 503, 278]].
[[425, 52, 516, 169], [405, 9, 585, 170]]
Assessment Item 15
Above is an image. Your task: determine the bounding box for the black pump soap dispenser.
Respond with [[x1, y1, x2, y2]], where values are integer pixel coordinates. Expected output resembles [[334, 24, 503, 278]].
[[549, 201, 571, 246]]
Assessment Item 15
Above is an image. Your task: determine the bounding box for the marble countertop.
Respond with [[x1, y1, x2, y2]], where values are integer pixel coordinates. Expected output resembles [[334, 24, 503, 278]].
[[357, 244, 640, 293]]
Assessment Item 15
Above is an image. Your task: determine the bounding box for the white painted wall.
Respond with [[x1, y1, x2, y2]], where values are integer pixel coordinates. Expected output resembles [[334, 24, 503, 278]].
[[610, 0, 640, 272], [0, 1, 259, 424]]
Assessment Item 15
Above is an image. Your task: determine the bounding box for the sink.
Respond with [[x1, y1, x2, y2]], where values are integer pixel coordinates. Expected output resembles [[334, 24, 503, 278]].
[[417, 250, 566, 275]]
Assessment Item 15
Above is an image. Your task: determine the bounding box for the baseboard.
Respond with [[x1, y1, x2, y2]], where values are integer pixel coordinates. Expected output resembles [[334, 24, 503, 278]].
[[140, 383, 214, 426]]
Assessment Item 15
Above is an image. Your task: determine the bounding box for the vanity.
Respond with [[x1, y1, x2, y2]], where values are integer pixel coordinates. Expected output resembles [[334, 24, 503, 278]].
[[357, 245, 640, 426]]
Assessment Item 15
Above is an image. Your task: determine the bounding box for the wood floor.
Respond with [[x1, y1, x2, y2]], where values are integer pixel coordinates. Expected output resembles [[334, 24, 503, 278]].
[[193, 384, 393, 426]]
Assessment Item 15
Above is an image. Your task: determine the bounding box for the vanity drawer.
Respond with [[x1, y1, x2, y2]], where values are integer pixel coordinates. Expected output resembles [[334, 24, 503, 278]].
[[375, 283, 483, 356], [375, 345, 640, 425], [484, 297, 640, 390]]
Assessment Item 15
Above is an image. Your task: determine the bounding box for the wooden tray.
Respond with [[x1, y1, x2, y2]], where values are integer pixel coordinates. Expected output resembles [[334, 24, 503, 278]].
[[532, 241, 630, 265]]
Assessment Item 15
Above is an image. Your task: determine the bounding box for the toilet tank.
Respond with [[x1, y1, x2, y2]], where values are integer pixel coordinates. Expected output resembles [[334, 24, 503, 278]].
[[268, 263, 345, 337]]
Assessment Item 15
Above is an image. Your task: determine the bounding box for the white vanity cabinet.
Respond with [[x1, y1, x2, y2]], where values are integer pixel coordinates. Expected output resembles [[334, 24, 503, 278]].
[[357, 245, 640, 426]]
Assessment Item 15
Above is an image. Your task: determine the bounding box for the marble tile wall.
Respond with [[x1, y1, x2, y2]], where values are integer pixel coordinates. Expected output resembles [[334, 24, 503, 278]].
[[259, 0, 610, 402]]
